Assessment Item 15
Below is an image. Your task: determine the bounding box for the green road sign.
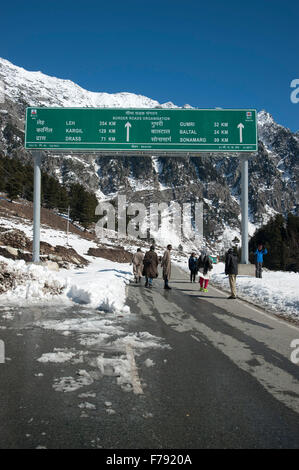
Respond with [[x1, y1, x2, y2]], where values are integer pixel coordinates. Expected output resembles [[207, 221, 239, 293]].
[[25, 108, 257, 152]]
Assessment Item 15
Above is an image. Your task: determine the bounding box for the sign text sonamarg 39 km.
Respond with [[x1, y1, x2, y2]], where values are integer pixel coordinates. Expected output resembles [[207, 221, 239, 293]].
[[25, 108, 257, 152]]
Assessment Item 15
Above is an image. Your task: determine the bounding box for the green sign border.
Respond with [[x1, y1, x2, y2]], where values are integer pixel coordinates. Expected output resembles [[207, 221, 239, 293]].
[[25, 107, 258, 153]]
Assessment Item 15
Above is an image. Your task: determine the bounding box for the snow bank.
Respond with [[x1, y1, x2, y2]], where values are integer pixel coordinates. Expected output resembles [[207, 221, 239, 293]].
[[0, 254, 132, 313], [211, 263, 299, 318], [0, 256, 65, 305], [0, 216, 133, 313], [57, 258, 132, 312], [175, 259, 299, 318]]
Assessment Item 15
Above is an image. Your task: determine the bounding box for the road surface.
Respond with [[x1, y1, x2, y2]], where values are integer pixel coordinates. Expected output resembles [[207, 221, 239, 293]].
[[0, 265, 298, 449]]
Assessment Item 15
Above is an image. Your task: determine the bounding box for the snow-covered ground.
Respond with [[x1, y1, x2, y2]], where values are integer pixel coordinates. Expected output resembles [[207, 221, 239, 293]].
[[0, 216, 133, 313], [175, 258, 299, 319]]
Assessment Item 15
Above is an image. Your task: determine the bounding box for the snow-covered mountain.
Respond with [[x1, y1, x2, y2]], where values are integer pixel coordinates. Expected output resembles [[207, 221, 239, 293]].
[[0, 57, 298, 249], [0, 57, 176, 109]]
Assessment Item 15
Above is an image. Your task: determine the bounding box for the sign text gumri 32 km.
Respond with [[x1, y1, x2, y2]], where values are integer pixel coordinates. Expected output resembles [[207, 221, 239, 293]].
[[25, 108, 257, 264]]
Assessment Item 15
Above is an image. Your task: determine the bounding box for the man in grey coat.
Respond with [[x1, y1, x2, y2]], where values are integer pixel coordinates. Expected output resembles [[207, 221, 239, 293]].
[[161, 244, 172, 290]]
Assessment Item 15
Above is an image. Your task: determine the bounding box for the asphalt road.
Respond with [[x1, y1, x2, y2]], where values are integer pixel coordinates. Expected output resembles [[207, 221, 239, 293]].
[[0, 265, 298, 449]]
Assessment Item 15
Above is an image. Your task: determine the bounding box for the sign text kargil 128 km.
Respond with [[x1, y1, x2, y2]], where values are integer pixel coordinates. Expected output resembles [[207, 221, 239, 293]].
[[25, 108, 257, 153]]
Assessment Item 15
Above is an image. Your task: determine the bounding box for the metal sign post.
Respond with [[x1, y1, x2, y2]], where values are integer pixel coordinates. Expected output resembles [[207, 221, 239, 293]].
[[32, 150, 42, 263], [240, 153, 250, 264]]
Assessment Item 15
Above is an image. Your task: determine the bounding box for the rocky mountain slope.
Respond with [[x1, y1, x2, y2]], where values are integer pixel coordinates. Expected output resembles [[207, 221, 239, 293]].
[[0, 57, 298, 248]]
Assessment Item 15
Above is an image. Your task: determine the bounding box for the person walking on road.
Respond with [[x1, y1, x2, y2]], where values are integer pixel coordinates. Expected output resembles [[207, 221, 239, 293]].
[[197, 249, 213, 292], [132, 248, 144, 283], [225, 247, 238, 299], [254, 243, 268, 278], [143, 245, 159, 288], [188, 252, 198, 283], [161, 244, 172, 290]]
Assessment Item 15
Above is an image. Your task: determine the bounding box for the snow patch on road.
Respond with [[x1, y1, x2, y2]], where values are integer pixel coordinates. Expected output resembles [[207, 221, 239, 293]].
[[38, 350, 76, 363], [78, 402, 96, 410], [144, 358, 155, 367], [53, 370, 94, 392], [37, 348, 86, 364]]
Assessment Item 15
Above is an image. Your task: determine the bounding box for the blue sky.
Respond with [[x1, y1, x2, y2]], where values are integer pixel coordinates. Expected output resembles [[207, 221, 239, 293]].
[[1, 0, 298, 131]]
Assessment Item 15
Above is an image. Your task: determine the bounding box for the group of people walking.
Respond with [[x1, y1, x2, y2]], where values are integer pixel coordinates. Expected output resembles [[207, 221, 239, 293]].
[[132, 244, 172, 289], [132, 245, 214, 293], [132, 243, 268, 298]]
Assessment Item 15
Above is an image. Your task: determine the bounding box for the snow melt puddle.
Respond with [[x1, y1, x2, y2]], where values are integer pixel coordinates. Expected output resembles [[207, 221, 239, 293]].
[[35, 309, 170, 395]]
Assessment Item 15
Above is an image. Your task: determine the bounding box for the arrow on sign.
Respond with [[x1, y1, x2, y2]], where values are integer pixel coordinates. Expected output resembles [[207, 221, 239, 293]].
[[125, 122, 132, 142], [237, 123, 244, 143]]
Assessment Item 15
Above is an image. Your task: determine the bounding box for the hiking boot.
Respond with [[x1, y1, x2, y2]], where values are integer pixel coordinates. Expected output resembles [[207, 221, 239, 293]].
[[199, 287, 204, 292], [203, 288, 208, 293], [164, 285, 172, 290], [228, 295, 237, 299]]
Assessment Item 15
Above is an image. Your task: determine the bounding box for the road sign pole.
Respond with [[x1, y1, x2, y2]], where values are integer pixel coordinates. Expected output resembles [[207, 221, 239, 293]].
[[32, 150, 42, 263], [240, 154, 249, 264]]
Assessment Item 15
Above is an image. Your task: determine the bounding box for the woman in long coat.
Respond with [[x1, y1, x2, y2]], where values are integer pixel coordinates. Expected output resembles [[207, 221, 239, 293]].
[[143, 245, 159, 288], [132, 248, 144, 283]]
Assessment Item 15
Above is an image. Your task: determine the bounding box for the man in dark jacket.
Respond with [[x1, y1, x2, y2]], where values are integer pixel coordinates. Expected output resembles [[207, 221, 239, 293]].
[[143, 245, 159, 288], [188, 252, 198, 283], [225, 248, 238, 299]]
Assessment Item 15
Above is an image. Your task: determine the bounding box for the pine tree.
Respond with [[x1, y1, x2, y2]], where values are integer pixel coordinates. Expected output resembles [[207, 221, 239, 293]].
[[6, 174, 22, 202], [249, 214, 299, 272], [0, 154, 101, 230]]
